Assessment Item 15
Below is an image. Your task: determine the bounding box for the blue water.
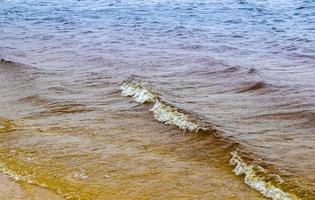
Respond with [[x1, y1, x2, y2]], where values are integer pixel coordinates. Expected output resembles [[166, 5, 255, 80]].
[[1, 0, 315, 68]]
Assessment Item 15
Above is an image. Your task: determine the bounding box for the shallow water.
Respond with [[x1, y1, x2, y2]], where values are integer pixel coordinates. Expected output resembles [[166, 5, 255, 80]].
[[0, 0, 315, 199]]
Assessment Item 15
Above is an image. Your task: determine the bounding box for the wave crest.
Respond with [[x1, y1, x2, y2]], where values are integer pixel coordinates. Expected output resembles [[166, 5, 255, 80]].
[[121, 82, 155, 103], [120, 82, 206, 132], [230, 151, 297, 200], [150, 101, 205, 132], [237, 81, 269, 93]]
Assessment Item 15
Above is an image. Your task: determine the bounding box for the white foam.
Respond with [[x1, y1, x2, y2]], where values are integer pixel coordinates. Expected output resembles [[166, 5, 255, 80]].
[[230, 151, 297, 200], [120, 83, 155, 103], [150, 100, 204, 132], [120, 82, 206, 132]]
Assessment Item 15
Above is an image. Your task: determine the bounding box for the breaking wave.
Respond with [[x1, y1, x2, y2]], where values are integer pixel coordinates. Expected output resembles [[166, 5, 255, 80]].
[[121, 82, 207, 132], [120, 80, 300, 200], [230, 151, 297, 200]]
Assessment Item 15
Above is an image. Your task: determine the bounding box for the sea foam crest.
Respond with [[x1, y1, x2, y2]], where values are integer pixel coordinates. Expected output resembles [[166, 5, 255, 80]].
[[230, 151, 297, 200], [121, 83, 155, 103], [120, 82, 205, 132], [150, 101, 203, 132]]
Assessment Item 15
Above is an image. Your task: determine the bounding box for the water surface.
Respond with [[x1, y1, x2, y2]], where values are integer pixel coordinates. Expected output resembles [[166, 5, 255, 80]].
[[0, 0, 315, 199]]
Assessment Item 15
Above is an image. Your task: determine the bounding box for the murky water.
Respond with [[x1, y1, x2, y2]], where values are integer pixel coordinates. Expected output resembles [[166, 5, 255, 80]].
[[0, 0, 315, 199]]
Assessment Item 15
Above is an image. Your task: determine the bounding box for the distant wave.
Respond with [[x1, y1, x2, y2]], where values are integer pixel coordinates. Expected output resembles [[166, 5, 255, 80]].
[[248, 67, 261, 75], [120, 80, 300, 200], [237, 81, 270, 93]]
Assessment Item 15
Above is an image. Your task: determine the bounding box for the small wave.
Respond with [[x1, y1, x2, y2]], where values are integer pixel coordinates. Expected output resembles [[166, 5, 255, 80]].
[[121, 82, 155, 103], [120, 82, 207, 132], [248, 68, 261, 75], [223, 66, 240, 73], [150, 101, 204, 132], [20, 97, 94, 118], [42, 102, 94, 115], [237, 81, 270, 93], [19, 94, 52, 106], [230, 151, 297, 200]]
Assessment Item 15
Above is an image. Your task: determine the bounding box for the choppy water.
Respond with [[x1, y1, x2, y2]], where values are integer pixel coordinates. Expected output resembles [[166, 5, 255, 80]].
[[0, 0, 315, 199]]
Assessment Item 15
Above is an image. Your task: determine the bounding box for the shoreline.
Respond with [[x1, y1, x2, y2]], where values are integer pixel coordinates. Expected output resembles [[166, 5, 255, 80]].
[[0, 172, 64, 200]]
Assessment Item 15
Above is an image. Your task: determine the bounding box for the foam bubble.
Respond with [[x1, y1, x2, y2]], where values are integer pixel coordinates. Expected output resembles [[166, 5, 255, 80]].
[[121, 83, 155, 103], [230, 151, 297, 200], [150, 100, 204, 132]]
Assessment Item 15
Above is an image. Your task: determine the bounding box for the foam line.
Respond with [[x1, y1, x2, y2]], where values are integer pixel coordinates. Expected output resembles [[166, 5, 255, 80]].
[[230, 151, 297, 200]]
